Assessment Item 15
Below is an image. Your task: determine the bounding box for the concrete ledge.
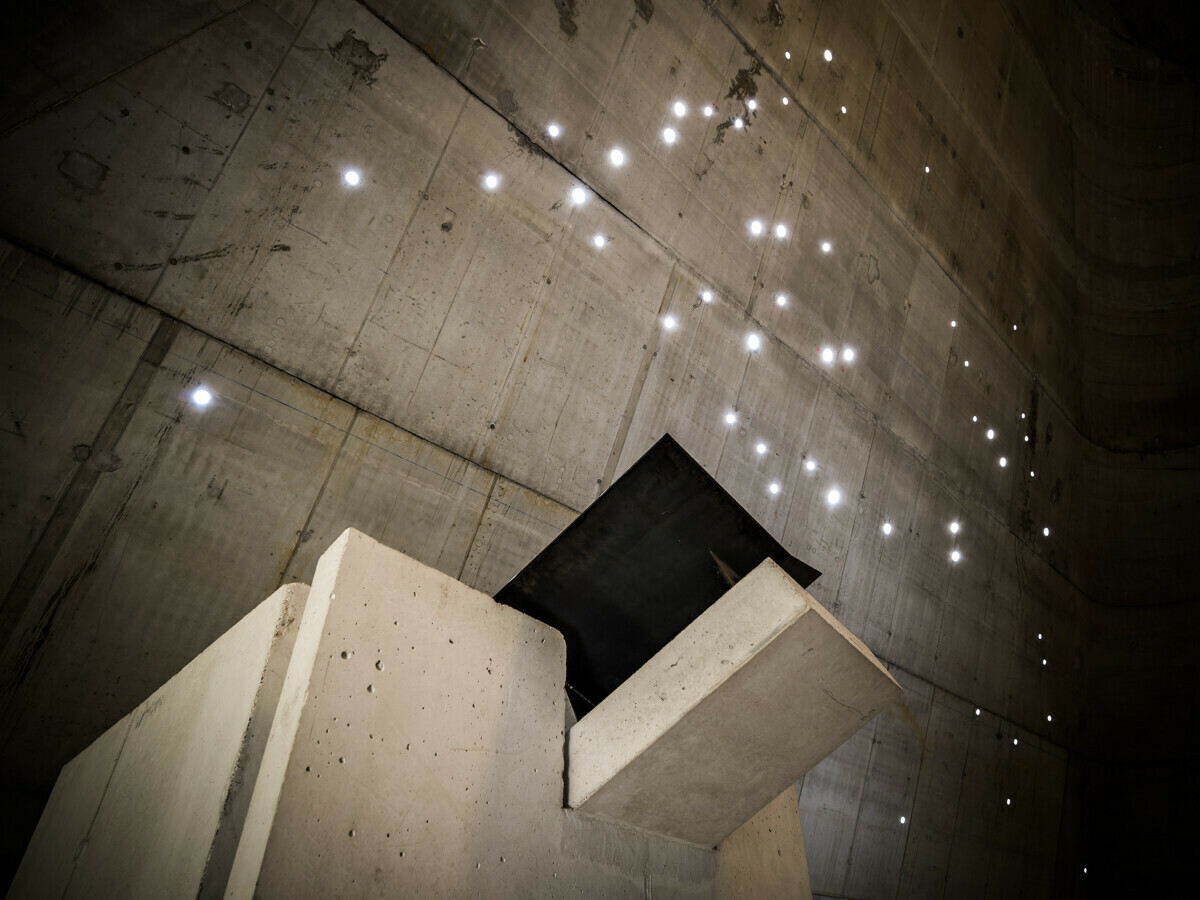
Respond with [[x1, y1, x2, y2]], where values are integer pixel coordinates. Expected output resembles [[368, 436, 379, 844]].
[[567, 558, 902, 846], [9, 583, 308, 900]]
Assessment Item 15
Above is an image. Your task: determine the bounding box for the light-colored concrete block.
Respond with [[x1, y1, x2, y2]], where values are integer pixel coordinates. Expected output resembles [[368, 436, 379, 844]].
[[227, 527, 572, 898], [228, 528, 813, 898], [8, 582, 308, 900], [716, 786, 813, 900], [568, 558, 902, 847]]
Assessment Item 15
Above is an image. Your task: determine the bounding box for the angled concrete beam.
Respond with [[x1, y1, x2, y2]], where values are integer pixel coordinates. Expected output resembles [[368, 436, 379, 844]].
[[567, 558, 902, 847]]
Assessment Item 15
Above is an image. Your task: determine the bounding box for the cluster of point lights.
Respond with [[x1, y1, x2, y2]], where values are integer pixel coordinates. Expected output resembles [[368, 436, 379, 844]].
[[195, 43, 1074, 860]]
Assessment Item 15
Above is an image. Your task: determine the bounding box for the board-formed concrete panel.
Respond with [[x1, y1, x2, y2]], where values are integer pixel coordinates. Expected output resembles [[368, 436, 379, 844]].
[[8, 582, 308, 900], [568, 558, 902, 847]]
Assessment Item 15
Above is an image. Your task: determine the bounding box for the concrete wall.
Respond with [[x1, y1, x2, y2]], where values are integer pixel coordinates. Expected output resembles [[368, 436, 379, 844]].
[[231, 528, 811, 898], [0, 0, 1196, 894], [8, 583, 307, 899]]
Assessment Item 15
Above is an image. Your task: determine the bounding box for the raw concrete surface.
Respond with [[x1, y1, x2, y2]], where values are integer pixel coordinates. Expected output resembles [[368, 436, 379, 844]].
[[0, 0, 1196, 894], [569, 559, 901, 846], [227, 529, 811, 898], [8, 582, 308, 899]]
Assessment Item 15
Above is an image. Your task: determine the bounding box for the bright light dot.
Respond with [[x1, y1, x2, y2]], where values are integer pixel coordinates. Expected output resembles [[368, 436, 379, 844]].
[[703, 105, 714, 117], [592, 234, 606, 248], [999, 457, 1007, 467], [882, 522, 893, 536], [1030, 470, 1035, 478], [987, 428, 995, 440], [662, 127, 677, 144], [785, 51, 791, 59], [775, 223, 788, 238], [756, 442, 767, 455], [547, 123, 561, 138], [821, 241, 832, 253], [824, 49, 833, 62], [975, 708, 981, 715], [964, 360, 970, 367], [1084, 868, 1087, 874], [747, 99, 757, 110], [746, 333, 762, 351], [191, 387, 212, 407], [734, 117, 745, 129], [925, 165, 931, 174], [673, 101, 687, 117], [842, 347, 855, 363], [1013, 324, 1018, 331], [1006, 798, 1012, 806], [769, 482, 781, 495], [1042, 658, 1048, 666], [972, 415, 978, 422], [950, 550, 961, 563], [749, 220, 764, 235], [724, 411, 737, 425], [951, 320, 958, 327], [570, 187, 587, 205], [1013, 738, 1019, 745], [343, 169, 361, 186], [821, 347, 835, 364], [1047, 715, 1053, 722], [1043, 526, 1050, 537], [900, 816, 907, 825], [484, 173, 500, 190], [950, 521, 960, 534], [1024, 435, 1029, 442], [701, 290, 713, 303], [609, 147, 625, 166], [826, 488, 842, 506], [804, 459, 816, 472], [775, 293, 788, 307], [1038, 632, 1043, 639], [662, 315, 678, 330], [841, 105, 848, 114], [782, 97, 789, 105]]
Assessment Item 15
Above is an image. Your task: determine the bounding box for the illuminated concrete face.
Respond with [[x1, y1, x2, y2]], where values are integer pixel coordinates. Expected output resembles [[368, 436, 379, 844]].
[[568, 559, 902, 846], [15, 532, 813, 899]]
